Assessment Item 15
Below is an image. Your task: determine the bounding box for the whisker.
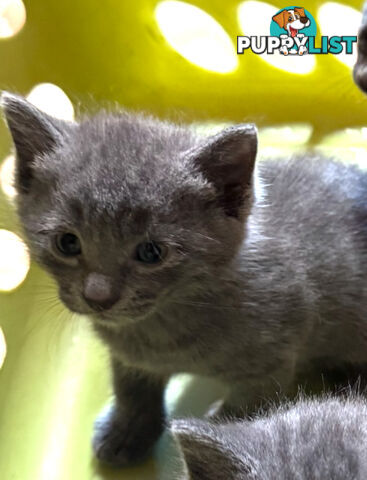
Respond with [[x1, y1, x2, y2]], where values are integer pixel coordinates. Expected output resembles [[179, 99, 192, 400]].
[[171, 300, 249, 311]]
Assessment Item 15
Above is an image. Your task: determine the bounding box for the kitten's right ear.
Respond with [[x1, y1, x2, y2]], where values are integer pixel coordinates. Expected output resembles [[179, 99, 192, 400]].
[[1, 92, 74, 193], [171, 418, 257, 480]]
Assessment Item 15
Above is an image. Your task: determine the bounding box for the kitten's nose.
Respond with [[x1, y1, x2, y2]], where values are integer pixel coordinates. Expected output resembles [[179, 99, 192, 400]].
[[83, 273, 120, 311]]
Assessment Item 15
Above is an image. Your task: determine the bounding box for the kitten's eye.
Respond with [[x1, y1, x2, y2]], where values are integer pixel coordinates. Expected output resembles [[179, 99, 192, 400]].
[[136, 241, 166, 264], [55, 233, 82, 256]]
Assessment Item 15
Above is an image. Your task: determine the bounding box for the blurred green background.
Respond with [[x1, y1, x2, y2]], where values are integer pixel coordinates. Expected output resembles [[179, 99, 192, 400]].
[[0, 1, 366, 479]]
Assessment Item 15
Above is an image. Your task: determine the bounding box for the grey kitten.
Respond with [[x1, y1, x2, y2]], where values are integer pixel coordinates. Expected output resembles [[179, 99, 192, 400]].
[[172, 395, 367, 480], [2, 93, 367, 467]]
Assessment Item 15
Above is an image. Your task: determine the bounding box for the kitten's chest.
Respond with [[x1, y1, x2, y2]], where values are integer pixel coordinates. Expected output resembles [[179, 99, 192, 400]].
[[113, 329, 210, 374], [97, 309, 229, 375]]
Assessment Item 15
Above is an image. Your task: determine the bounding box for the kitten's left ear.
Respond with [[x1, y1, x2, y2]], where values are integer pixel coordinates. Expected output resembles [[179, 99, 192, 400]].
[[189, 125, 257, 219], [171, 418, 255, 480], [1, 92, 74, 193]]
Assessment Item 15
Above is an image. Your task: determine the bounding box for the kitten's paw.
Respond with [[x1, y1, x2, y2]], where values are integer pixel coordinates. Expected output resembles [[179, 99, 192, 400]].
[[92, 403, 163, 467]]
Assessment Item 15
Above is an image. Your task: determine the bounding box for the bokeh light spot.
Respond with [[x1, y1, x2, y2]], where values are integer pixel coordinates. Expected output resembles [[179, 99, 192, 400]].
[[0, 229, 30, 292], [155, 1, 238, 73], [318, 3, 361, 68], [27, 83, 74, 121], [259, 124, 313, 157], [0, 327, 6, 369], [0, 0, 26, 38], [317, 128, 367, 167], [0, 155, 16, 199], [238, 1, 316, 74]]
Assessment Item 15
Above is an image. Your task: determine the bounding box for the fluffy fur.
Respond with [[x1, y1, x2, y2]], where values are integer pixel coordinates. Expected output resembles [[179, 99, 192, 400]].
[[2, 93, 367, 466], [172, 395, 367, 480]]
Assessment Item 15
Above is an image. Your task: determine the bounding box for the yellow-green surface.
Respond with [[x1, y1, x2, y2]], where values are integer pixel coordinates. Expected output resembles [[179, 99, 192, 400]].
[[1, 0, 367, 479], [0, 256, 227, 479]]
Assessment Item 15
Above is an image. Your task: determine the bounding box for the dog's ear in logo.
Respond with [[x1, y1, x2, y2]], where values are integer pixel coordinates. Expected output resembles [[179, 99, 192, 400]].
[[294, 7, 310, 26], [272, 9, 289, 29], [294, 7, 306, 17]]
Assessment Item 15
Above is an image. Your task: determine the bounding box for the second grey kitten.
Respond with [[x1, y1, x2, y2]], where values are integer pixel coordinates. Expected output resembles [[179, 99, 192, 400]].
[[2, 94, 367, 466], [172, 395, 367, 480]]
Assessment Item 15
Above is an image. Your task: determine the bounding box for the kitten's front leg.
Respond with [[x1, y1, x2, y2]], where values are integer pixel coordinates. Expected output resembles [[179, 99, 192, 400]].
[[92, 357, 167, 466]]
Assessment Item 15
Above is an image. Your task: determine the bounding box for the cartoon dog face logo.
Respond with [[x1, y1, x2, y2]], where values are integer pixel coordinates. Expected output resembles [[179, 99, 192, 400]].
[[272, 7, 310, 38]]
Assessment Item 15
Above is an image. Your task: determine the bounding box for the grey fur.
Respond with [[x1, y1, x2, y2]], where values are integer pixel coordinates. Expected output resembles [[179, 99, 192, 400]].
[[172, 396, 367, 480], [2, 93, 367, 466], [354, 1, 367, 93]]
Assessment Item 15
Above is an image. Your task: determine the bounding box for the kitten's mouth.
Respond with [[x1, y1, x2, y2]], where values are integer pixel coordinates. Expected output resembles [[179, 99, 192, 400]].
[[90, 300, 157, 323], [59, 287, 164, 323]]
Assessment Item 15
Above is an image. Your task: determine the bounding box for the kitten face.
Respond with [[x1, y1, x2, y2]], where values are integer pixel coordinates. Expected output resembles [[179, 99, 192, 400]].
[[1, 93, 257, 326], [15, 115, 213, 322]]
